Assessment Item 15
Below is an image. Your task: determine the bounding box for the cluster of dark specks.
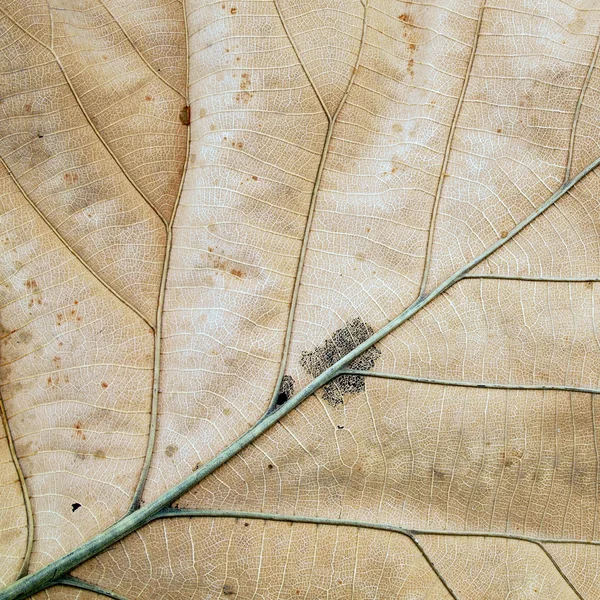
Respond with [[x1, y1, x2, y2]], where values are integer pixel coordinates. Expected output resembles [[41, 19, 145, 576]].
[[300, 318, 381, 406], [275, 375, 295, 408]]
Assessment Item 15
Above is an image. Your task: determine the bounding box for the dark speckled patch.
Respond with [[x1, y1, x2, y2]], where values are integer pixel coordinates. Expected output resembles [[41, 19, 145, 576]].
[[300, 318, 381, 406]]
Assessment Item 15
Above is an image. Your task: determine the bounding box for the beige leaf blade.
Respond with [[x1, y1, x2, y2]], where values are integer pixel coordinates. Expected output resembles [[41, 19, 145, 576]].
[[2, 0, 600, 599], [0, 0, 187, 577]]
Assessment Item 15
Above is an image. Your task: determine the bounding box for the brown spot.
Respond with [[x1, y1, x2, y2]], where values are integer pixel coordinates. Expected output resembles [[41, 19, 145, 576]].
[[398, 13, 411, 22], [145, 95, 152, 101], [251, 175, 258, 181], [199, 107, 207, 118], [409, 42, 416, 51], [500, 230, 508, 238], [179, 105, 191, 126], [407, 58, 414, 76], [208, 246, 214, 252], [239, 72, 251, 90], [267, 463, 273, 470], [73, 422, 86, 440], [24, 104, 32, 113], [25, 279, 38, 290], [230, 7, 237, 14], [433, 468, 447, 480], [232, 141, 243, 149], [94, 449, 106, 459], [230, 268, 244, 278], [392, 123, 403, 133], [585, 281, 594, 289], [497, 128, 502, 134], [235, 91, 253, 104], [101, 381, 108, 389], [165, 444, 178, 457], [64, 172, 79, 185]]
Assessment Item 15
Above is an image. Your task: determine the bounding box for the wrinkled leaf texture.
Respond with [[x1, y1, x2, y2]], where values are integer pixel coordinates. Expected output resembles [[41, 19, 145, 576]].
[[2, 0, 600, 598]]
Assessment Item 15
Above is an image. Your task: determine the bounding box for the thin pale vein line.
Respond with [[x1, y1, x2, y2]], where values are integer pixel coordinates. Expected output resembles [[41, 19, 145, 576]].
[[0, 156, 153, 329], [340, 370, 600, 394], [96, 0, 186, 99], [272, 0, 329, 117], [419, 0, 486, 297], [155, 508, 600, 548], [535, 542, 584, 599], [127, 0, 191, 513], [565, 28, 600, 183], [53, 576, 131, 600], [155, 509, 458, 599], [2, 157, 599, 600], [264, 0, 368, 414], [0, 391, 32, 580], [0, 7, 168, 228]]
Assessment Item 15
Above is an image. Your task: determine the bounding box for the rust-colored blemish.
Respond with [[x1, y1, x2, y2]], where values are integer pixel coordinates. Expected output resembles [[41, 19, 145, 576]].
[[230, 268, 244, 278], [145, 95, 152, 101], [235, 91, 253, 104], [101, 381, 108, 389], [73, 422, 86, 440], [230, 7, 237, 14], [240, 72, 250, 90], [64, 172, 79, 185]]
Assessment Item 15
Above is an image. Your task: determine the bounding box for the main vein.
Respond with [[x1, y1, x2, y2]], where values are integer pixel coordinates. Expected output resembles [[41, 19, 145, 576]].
[[2, 153, 598, 600]]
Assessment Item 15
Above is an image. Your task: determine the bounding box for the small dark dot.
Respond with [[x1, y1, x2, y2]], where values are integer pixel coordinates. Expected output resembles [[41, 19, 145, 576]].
[[38, 134, 43, 138], [336, 425, 344, 429], [244, 522, 249, 527], [267, 464, 273, 470], [71, 502, 81, 512], [276, 392, 288, 406]]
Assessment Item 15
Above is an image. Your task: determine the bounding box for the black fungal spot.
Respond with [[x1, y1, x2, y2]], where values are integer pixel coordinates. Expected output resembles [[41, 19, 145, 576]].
[[71, 503, 81, 512], [300, 318, 381, 406], [222, 583, 236, 596], [276, 375, 295, 407], [336, 425, 344, 429]]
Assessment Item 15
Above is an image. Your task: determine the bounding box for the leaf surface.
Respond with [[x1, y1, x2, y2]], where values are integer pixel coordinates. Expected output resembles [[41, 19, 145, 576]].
[[2, 0, 600, 599]]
